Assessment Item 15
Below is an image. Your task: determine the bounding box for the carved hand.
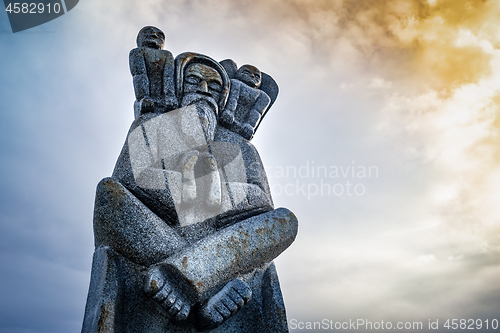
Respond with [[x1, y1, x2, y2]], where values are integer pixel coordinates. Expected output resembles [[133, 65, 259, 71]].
[[197, 278, 252, 330], [145, 267, 192, 322]]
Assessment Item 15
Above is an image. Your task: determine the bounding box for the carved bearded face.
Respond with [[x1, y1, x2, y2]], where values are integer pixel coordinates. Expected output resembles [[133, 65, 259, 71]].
[[136, 26, 165, 49], [236, 65, 261, 88], [181, 63, 223, 140], [182, 63, 223, 104]]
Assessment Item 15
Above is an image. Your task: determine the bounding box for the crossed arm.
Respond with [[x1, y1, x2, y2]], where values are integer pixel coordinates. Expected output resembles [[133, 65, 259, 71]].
[[93, 177, 297, 325]]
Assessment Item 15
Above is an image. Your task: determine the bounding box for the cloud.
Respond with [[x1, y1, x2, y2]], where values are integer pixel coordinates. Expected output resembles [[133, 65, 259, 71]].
[[181, 0, 497, 92]]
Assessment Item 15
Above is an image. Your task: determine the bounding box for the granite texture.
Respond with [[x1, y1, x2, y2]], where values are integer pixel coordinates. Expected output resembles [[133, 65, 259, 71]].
[[82, 27, 297, 333], [219, 59, 279, 138], [130, 26, 178, 119]]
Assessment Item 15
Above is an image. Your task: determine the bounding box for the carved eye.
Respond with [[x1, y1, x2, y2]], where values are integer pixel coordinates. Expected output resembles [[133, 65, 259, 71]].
[[209, 82, 222, 92], [185, 76, 200, 85]]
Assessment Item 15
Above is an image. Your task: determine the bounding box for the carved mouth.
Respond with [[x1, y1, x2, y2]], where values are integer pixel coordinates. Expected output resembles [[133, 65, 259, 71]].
[[181, 93, 218, 113]]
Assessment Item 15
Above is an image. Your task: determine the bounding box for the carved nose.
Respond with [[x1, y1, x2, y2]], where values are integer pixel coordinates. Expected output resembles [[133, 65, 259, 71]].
[[199, 81, 208, 93]]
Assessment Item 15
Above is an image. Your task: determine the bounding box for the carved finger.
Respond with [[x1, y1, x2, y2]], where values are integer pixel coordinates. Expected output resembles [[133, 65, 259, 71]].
[[198, 305, 223, 329], [207, 307, 224, 327], [220, 295, 238, 313], [144, 267, 165, 295], [227, 287, 245, 308], [153, 283, 171, 303], [231, 279, 252, 302], [168, 299, 183, 317], [214, 302, 231, 319], [162, 291, 176, 309], [175, 304, 190, 322]]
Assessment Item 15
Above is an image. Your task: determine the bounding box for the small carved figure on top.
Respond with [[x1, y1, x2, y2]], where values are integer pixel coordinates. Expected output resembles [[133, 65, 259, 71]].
[[130, 26, 178, 118], [219, 63, 272, 140], [218, 59, 279, 140]]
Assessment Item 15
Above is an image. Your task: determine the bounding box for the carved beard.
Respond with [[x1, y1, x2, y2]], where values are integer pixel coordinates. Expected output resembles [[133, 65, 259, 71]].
[[180, 93, 218, 142]]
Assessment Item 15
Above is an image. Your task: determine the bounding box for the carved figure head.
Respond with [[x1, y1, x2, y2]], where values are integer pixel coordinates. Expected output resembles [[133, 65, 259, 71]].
[[236, 65, 262, 88], [136, 26, 165, 49], [182, 63, 223, 106], [180, 63, 222, 141], [175, 54, 230, 141], [175, 53, 230, 112]]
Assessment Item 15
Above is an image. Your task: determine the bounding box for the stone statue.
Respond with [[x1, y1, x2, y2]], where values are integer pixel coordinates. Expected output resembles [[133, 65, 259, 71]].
[[130, 26, 178, 118], [81, 27, 297, 333], [219, 64, 269, 140], [219, 59, 279, 139]]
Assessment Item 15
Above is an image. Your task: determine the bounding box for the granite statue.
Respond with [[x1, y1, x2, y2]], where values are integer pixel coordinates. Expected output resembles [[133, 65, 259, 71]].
[[81, 26, 298, 333], [219, 59, 278, 140], [130, 26, 178, 118]]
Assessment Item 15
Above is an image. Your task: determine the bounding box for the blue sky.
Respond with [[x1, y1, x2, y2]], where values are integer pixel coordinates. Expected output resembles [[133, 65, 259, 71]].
[[1, 0, 500, 332]]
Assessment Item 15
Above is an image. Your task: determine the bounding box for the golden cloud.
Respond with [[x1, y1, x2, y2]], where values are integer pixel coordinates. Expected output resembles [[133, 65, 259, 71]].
[[234, 0, 498, 91]]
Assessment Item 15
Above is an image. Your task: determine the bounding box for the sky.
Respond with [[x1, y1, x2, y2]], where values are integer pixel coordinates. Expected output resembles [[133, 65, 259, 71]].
[[1, 0, 500, 332]]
